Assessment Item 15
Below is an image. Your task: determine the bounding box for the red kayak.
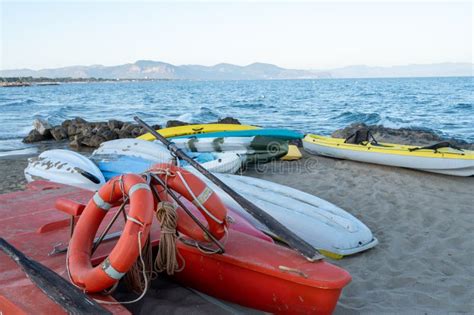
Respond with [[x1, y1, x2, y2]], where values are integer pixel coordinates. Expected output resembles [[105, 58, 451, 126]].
[[0, 181, 351, 314]]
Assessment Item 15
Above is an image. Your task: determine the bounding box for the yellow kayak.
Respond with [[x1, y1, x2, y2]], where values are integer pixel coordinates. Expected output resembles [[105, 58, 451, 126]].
[[138, 124, 259, 141], [303, 134, 474, 176], [281, 145, 302, 161]]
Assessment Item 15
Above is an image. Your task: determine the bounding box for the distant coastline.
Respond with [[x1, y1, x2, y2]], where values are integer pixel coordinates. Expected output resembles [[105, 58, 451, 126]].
[[1, 60, 472, 81], [0, 76, 174, 87]]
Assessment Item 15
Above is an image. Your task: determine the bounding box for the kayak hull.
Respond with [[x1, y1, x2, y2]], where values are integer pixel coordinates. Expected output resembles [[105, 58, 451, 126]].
[[24, 149, 106, 191], [195, 172, 378, 257], [0, 181, 351, 314], [92, 139, 243, 175], [170, 128, 303, 140], [303, 135, 474, 176], [169, 136, 289, 163], [138, 124, 259, 141]]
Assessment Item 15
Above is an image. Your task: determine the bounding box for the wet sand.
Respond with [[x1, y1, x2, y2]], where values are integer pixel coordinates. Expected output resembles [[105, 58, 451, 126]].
[[1, 151, 473, 313]]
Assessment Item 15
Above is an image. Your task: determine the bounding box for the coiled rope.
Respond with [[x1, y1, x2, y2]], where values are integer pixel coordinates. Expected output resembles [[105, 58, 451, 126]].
[[154, 201, 185, 275]]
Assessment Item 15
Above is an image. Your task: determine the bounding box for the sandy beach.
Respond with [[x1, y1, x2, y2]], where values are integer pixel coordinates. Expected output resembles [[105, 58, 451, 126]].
[[1, 150, 473, 314]]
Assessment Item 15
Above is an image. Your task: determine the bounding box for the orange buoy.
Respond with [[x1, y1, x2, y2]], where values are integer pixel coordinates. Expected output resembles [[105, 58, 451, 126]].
[[67, 174, 154, 292], [150, 163, 228, 242]]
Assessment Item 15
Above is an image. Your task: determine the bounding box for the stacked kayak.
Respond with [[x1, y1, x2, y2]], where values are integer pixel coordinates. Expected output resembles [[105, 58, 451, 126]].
[[170, 128, 303, 140], [139, 123, 304, 162], [303, 134, 474, 176], [168, 136, 289, 163], [90, 139, 243, 176], [22, 147, 377, 258], [138, 123, 259, 140]]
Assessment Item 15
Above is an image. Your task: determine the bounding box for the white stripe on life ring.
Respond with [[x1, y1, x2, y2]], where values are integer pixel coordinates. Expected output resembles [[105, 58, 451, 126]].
[[93, 193, 112, 211]]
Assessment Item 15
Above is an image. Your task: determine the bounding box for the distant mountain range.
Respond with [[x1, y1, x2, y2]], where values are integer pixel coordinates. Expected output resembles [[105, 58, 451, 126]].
[[1, 60, 472, 80]]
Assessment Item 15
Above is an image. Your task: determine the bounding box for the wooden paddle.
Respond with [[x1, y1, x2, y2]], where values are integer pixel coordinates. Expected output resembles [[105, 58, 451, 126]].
[[134, 116, 322, 261], [0, 238, 111, 314]]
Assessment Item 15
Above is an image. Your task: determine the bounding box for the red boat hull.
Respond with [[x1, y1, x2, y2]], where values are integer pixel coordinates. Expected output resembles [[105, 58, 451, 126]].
[[0, 181, 351, 314]]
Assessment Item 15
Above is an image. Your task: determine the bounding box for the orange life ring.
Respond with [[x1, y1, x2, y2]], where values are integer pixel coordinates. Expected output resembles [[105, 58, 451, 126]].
[[67, 174, 154, 293], [150, 163, 228, 242]]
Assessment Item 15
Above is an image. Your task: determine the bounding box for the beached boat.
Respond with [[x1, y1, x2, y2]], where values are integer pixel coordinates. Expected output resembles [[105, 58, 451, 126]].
[[138, 123, 259, 141], [168, 136, 289, 163], [303, 134, 474, 176], [0, 180, 351, 314], [91, 139, 243, 175], [195, 172, 378, 258], [170, 128, 303, 140], [24, 149, 106, 191]]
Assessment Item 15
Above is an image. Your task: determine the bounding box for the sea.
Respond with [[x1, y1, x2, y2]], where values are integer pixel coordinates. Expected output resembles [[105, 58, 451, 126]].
[[0, 76, 472, 156]]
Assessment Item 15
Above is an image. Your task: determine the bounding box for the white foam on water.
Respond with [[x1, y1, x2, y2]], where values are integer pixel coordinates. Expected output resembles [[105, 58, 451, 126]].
[[0, 147, 38, 157]]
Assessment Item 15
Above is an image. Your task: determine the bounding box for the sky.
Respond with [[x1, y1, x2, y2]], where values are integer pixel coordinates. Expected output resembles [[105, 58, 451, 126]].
[[0, 1, 472, 70]]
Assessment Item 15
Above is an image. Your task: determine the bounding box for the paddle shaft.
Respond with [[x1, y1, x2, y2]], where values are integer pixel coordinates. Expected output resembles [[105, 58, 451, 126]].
[[134, 116, 321, 260], [0, 238, 111, 315]]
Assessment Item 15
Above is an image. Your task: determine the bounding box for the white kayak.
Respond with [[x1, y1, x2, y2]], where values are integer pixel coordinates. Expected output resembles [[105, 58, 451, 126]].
[[91, 139, 243, 175], [190, 171, 378, 257], [92, 138, 174, 162], [165, 136, 289, 163], [24, 149, 106, 191]]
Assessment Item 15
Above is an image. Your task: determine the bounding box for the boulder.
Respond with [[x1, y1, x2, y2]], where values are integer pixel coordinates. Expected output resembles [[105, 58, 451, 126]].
[[61, 119, 72, 129], [33, 118, 52, 135], [101, 130, 118, 141], [67, 124, 78, 137], [331, 123, 368, 139], [108, 119, 124, 130], [130, 127, 143, 138], [69, 135, 85, 148], [166, 120, 189, 128], [117, 129, 132, 139], [23, 130, 48, 143], [72, 117, 88, 125], [81, 135, 105, 148], [217, 117, 241, 125], [121, 123, 138, 133], [81, 125, 94, 138], [50, 126, 68, 141]]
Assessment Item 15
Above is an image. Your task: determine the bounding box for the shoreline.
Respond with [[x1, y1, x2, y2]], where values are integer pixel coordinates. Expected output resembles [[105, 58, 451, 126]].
[[1, 147, 473, 313], [1, 124, 473, 313]]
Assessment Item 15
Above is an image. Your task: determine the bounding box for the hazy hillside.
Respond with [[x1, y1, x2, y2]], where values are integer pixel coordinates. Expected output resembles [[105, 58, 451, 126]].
[[1, 61, 472, 80]]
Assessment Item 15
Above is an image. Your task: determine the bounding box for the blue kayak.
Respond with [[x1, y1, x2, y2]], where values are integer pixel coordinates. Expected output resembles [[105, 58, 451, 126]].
[[94, 153, 217, 180], [170, 128, 303, 140]]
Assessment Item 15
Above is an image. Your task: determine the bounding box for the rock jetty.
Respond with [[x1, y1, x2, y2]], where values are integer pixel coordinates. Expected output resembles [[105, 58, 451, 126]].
[[23, 117, 241, 148], [332, 123, 474, 150]]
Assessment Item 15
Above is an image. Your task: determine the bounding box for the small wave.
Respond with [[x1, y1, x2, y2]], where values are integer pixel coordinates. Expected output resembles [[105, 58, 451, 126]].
[[230, 101, 266, 109], [333, 111, 381, 125], [453, 103, 473, 110], [0, 99, 38, 108], [0, 147, 37, 157], [175, 106, 219, 123]]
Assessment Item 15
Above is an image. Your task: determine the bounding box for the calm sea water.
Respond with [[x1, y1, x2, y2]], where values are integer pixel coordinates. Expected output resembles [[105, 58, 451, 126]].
[[0, 77, 472, 155]]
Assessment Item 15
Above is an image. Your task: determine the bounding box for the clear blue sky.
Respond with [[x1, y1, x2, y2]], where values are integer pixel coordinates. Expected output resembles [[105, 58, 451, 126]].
[[1, 1, 472, 70]]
